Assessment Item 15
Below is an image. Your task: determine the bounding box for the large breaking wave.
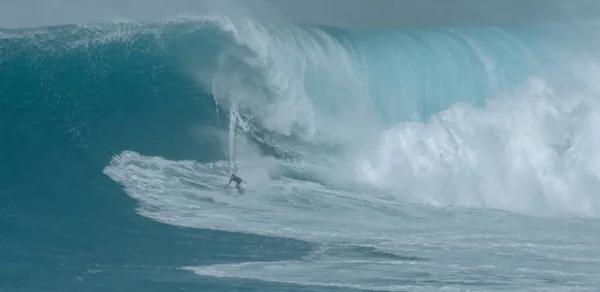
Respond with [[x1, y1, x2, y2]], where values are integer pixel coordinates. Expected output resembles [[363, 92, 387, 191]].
[[3, 8, 600, 225]]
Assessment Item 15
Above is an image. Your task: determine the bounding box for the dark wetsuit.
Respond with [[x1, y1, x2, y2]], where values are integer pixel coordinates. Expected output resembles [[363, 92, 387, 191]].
[[228, 175, 244, 188]]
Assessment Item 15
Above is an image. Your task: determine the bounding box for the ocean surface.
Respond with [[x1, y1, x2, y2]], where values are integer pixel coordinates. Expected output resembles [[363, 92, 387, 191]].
[[2, 6, 600, 292]]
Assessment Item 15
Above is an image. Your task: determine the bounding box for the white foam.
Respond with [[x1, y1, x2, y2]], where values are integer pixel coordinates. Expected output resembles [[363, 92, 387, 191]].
[[178, 233, 600, 291], [104, 151, 398, 241], [194, 8, 380, 148], [356, 76, 600, 217], [103, 144, 600, 290]]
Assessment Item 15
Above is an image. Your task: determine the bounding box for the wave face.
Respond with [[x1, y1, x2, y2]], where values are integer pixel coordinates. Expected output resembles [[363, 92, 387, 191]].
[[3, 7, 600, 291]]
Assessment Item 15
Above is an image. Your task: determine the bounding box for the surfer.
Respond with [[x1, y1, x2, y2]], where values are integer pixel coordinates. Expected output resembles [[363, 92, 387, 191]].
[[227, 173, 245, 191]]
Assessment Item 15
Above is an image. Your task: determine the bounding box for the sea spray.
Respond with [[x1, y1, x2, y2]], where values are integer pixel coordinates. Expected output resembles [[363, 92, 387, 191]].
[[228, 100, 238, 175]]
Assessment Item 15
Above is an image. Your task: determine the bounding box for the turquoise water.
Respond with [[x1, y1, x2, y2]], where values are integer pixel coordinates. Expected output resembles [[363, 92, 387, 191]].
[[2, 11, 600, 292]]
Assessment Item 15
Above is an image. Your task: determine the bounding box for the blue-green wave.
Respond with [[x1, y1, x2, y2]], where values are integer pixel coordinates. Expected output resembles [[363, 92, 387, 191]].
[[2, 18, 600, 216]]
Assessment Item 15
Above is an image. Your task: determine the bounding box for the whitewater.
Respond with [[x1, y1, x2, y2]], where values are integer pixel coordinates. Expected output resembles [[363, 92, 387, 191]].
[[2, 2, 600, 292]]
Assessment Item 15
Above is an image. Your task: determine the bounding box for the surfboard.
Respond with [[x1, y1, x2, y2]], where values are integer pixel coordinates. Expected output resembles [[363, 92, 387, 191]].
[[222, 184, 245, 194]]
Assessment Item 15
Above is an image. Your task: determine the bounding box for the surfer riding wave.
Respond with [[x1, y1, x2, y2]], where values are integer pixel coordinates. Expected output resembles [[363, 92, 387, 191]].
[[227, 173, 245, 191]]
